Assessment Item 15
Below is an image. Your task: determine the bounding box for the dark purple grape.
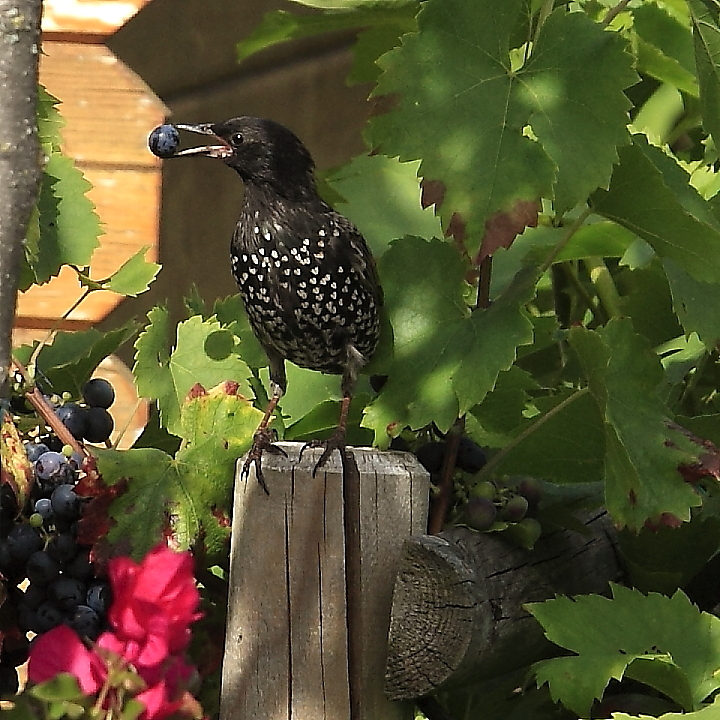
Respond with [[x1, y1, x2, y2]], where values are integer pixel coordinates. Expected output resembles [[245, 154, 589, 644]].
[[456, 437, 487, 474], [34, 601, 64, 632], [49, 577, 86, 611], [26, 551, 61, 585], [34, 497, 54, 523], [83, 407, 114, 443], [24, 442, 50, 463], [51, 484, 82, 520], [66, 549, 93, 580], [7, 524, 43, 564], [0, 541, 14, 572], [148, 124, 180, 158], [68, 605, 100, 639], [0, 665, 19, 696], [0, 486, 17, 535], [416, 442, 445, 474], [498, 494, 529, 522], [465, 497, 497, 531], [36, 433, 63, 453], [35, 451, 67, 481], [22, 582, 47, 610], [17, 605, 37, 632], [46, 533, 78, 564], [56, 403, 88, 441], [82, 378, 115, 409], [86, 582, 111, 614]]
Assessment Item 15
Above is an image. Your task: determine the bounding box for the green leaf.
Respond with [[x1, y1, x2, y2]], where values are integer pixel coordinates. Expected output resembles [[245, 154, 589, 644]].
[[237, 6, 415, 64], [133, 309, 254, 436], [569, 320, 701, 529], [489, 388, 606, 484], [289, 0, 414, 8], [633, 3, 698, 96], [37, 84, 64, 150], [326, 154, 442, 257], [284, 392, 373, 445], [527, 585, 720, 715], [361, 237, 468, 441], [369, 0, 635, 234], [362, 237, 535, 443], [105, 246, 160, 297], [18, 323, 137, 398], [665, 258, 720, 347], [619, 513, 720, 594], [24, 152, 102, 285], [592, 136, 720, 283], [29, 674, 85, 703], [101, 386, 262, 557], [689, 0, 720, 152], [212, 295, 267, 369]]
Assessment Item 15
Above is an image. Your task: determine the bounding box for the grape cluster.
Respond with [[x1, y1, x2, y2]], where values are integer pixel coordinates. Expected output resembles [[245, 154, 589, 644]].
[[0, 378, 117, 695], [55, 378, 116, 445], [464, 476, 543, 541]]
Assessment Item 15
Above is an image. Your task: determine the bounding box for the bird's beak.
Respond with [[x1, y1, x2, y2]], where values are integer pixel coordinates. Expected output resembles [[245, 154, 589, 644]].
[[172, 123, 233, 158]]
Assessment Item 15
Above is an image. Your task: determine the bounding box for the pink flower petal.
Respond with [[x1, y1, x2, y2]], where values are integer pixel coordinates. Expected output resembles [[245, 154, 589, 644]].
[[28, 625, 106, 695]]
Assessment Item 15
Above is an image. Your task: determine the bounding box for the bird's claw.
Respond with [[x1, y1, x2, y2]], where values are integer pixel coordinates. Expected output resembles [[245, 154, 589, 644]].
[[299, 430, 347, 477], [241, 428, 287, 494]]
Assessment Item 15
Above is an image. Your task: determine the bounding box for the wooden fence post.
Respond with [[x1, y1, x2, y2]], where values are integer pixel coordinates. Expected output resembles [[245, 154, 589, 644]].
[[220, 442, 429, 720]]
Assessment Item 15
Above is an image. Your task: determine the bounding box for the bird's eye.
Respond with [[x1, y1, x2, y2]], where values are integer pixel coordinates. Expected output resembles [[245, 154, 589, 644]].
[[230, 132, 244, 147]]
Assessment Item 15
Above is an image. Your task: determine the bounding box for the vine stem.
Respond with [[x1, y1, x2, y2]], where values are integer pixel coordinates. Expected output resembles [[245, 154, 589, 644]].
[[29, 282, 94, 369], [475, 387, 589, 482], [539, 205, 593, 274], [602, 0, 632, 26], [427, 416, 464, 534], [584, 256, 623, 319], [10, 357, 88, 457]]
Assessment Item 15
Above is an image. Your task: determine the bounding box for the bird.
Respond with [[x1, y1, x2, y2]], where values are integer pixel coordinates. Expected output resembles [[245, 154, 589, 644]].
[[169, 117, 383, 492]]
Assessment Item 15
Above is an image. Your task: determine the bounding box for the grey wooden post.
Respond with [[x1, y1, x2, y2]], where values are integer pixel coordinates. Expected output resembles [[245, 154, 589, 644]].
[[220, 443, 429, 720]]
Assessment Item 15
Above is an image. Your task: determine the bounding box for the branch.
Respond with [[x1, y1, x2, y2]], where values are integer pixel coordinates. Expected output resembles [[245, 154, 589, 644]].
[[0, 0, 43, 401]]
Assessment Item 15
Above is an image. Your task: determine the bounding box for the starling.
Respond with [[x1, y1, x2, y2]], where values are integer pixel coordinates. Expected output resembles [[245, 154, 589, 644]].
[[169, 117, 383, 491]]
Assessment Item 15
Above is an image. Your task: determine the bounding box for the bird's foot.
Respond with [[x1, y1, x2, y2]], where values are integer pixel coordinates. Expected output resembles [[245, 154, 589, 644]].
[[299, 429, 347, 477], [241, 427, 287, 494]]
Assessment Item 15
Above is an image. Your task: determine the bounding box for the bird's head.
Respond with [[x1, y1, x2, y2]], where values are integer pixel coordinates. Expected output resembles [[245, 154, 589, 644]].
[[172, 117, 316, 198]]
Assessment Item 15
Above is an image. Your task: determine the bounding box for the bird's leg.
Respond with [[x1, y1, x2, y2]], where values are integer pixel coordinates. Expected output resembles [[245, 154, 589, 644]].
[[242, 357, 287, 493], [300, 345, 363, 476]]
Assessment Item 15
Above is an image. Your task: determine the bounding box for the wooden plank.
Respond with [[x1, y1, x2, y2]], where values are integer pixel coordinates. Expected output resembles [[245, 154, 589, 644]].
[[39, 41, 165, 166], [16, 167, 160, 322], [222, 443, 428, 720]]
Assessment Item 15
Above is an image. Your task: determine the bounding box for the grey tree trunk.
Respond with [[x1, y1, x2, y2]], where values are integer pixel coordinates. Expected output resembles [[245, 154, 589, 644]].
[[0, 0, 42, 400]]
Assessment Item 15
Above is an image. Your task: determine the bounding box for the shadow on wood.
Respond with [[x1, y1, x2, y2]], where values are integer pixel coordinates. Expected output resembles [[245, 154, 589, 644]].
[[385, 510, 623, 700], [220, 443, 429, 720]]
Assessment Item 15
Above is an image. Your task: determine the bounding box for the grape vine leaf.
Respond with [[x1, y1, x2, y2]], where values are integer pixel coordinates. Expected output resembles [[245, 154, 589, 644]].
[[689, 0, 720, 154], [592, 136, 720, 282], [368, 0, 636, 234], [14, 323, 137, 398], [23, 152, 102, 286], [633, 3, 698, 96], [237, 5, 416, 69], [326, 154, 442, 257], [527, 585, 720, 716], [664, 258, 720, 348], [0, 412, 34, 512], [99, 385, 262, 559], [104, 246, 161, 297], [489, 388, 605, 484], [569, 320, 700, 530], [37, 85, 64, 150], [133, 307, 254, 436], [362, 236, 535, 443]]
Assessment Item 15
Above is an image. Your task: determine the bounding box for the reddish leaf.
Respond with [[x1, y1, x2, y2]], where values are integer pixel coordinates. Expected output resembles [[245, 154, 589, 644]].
[[476, 199, 540, 264], [0, 412, 34, 509]]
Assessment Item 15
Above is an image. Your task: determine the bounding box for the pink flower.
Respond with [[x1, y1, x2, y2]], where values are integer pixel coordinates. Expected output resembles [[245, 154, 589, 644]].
[[28, 625, 107, 695], [107, 544, 202, 663]]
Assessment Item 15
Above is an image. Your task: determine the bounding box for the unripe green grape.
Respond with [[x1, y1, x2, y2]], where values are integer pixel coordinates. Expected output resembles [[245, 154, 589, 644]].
[[470, 481, 496, 501], [28, 513, 43, 528], [498, 494, 529, 522]]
